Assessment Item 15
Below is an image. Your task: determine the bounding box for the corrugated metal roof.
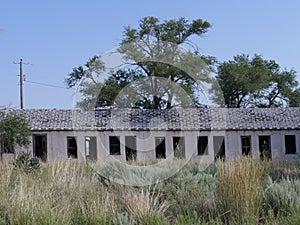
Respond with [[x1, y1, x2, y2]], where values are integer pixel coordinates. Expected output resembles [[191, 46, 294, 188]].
[[1, 108, 300, 131]]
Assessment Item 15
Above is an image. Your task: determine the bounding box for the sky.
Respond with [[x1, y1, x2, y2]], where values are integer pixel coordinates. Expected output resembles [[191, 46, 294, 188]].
[[1, 0, 300, 109]]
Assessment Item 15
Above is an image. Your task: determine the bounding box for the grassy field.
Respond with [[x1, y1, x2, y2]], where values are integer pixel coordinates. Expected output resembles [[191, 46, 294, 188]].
[[0, 156, 300, 225]]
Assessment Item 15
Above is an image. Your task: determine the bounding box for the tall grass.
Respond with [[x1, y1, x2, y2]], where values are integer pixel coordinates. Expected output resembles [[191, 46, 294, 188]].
[[123, 188, 169, 223], [216, 157, 271, 224], [0, 160, 117, 225], [0, 157, 299, 224]]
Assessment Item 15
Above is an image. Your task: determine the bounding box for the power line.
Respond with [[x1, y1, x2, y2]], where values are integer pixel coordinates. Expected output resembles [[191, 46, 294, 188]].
[[26, 80, 73, 89]]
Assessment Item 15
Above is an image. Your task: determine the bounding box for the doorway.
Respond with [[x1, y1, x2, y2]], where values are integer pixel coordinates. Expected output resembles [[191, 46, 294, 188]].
[[213, 136, 225, 160], [125, 136, 137, 161], [67, 137, 78, 159], [155, 137, 166, 159], [259, 136, 271, 159], [33, 134, 47, 161], [173, 137, 185, 159]]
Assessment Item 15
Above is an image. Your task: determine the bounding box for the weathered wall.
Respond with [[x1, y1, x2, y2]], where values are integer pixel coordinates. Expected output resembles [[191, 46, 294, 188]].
[[9, 129, 300, 163]]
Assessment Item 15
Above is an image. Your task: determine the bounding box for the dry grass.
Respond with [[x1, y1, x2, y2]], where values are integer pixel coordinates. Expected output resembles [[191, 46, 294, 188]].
[[0, 160, 117, 225], [0, 157, 299, 224], [123, 188, 169, 222], [216, 157, 271, 224]]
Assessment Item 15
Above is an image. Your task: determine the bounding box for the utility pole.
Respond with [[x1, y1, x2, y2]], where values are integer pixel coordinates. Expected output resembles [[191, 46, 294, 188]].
[[19, 59, 24, 109], [14, 59, 27, 109]]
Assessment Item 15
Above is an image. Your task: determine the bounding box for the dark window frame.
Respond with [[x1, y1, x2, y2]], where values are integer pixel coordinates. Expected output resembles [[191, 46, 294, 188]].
[[173, 136, 185, 159], [241, 136, 251, 156], [33, 134, 47, 161], [213, 136, 225, 160], [197, 136, 208, 155], [109, 136, 121, 155], [259, 135, 271, 159], [285, 135, 297, 154], [67, 137, 78, 158], [125, 136, 137, 161], [155, 137, 166, 159], [85, 136, 97, 161]]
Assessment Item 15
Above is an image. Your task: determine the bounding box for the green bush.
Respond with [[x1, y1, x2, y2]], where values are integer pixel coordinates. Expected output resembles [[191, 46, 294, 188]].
[[276, 210, 300, 225], [265, 176, 300, 216], [157, 166, 217, 221], [269, 160, 300, 181], [14, 151, 40, 173]]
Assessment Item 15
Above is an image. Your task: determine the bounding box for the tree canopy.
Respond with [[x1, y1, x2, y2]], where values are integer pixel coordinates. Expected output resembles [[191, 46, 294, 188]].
[[66, 16, 214, 110], [0, 115, 31, 153], [66, 16, 300, 109], [214, 54, 300, 108]]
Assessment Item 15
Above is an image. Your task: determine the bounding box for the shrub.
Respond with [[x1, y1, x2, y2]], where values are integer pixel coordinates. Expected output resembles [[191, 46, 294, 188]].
[[265, 176, 300, 216], [276, 209, 300, 225], [269, 160, 300, 181], [14, 151, 40, 173], [109, 212, 132, 225], [157, 166, 217, 221]]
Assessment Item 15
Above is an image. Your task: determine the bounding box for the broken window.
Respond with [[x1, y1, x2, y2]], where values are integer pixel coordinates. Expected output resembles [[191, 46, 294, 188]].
[[213, 136, 225, 160], [155, 137, 166, 159], [33, 134, 47, 161], [173, 137, 185, 159], [109, 136, 121, 155], [285, 135, 296, 154], [198, 136, 208, 155], [85, 136, 97, 161], [125, 136, 137, 161], [67, 137, 77, 158], [241, 136, 251, 156], [259, 136, 271, 159]]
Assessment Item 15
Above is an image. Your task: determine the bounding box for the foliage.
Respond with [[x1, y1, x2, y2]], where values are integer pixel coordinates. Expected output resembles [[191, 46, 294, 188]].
[[265, 177, 300, 216], [77, 69, 144, 109], [66, 16, 214, 109], [269, 160, 300, 181], [65, 56, 104, 88], [66, 17, 300, 109], [214, 54, 300, 108], [14, 151, 40, 173], [0, 114, 31, 153], [275, 210, 300, 225], [288, 88, 300, 107]]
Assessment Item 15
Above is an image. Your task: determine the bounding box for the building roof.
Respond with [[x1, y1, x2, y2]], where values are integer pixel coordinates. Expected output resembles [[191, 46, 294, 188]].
[[0, 108, 300, 131]]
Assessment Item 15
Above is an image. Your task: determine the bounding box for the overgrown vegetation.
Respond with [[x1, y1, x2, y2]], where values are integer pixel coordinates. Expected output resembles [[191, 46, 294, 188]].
[[0, 157, 299, 224], [0, 115, 31, 153], [13, 152, 40, 174]]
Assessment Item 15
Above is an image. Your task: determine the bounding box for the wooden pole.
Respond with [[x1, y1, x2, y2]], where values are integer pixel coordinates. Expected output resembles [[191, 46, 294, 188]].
[[20, 59, 24, 109]]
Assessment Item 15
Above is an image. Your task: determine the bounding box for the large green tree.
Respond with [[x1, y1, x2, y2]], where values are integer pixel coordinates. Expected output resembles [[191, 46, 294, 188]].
[[0, 115, 31, 153], [214, 54, 300, 108], [66, 16, 213, 109]]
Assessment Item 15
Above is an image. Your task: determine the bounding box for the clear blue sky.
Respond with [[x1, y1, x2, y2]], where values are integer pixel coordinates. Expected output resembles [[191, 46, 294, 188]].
[[1, 0, 300, 109]]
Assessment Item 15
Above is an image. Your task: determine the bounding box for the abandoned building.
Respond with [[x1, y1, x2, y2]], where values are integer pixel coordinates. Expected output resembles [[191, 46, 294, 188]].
[[0, 107, 300, 163]]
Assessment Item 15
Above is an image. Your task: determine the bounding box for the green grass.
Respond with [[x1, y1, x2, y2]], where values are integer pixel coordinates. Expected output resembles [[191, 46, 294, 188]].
[[216, 157, 271, 224], [0, 157, 299, 224]]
